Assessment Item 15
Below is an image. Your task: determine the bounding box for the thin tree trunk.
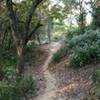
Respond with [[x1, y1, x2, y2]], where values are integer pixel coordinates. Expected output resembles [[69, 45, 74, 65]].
[[16, 45, 25, 76], [37, 34, 41, 45], [47, 18, 53, 43]]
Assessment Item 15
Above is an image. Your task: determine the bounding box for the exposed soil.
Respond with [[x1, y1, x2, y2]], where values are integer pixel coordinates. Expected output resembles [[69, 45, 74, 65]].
[[33, 42, 62, 100], [26, 42, 100, 100], [49, 59, 100, 100], [24, 47, 48, 96]]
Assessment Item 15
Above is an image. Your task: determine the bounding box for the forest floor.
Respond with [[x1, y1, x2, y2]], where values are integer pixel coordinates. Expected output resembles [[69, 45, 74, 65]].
[[27, 41, 100, 100]]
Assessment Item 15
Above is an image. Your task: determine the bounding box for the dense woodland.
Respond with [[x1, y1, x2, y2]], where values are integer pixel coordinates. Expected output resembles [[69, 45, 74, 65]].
[[0, 0, 100, 100]]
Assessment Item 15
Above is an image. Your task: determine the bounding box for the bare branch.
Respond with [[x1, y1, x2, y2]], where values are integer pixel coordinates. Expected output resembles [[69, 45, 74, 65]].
[[6, 0, 19, 46], [25, 21, 42, 44], [24, 0, 43, 38], [6, 0, 18, 33]]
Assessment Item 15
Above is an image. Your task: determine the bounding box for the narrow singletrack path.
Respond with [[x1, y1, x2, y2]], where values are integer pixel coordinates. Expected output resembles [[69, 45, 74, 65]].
[[34, 42, 62, 100], [32, 41, 92, 100]]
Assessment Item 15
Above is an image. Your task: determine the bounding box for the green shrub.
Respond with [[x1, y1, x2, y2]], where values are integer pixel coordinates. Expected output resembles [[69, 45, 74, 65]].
[[0, 48, 36, 100], [69, 49, 89, 68], [67, 29, 100, 49], [88, 69, 100, 99], [92, 69, 100, 83], [52, 47, 67, 62], [0, 76, 36, 100], [65, 27, 81, 44], [88, 83, 100, 100], [67, 29, 100, 68], [0, 49, 17, 81]]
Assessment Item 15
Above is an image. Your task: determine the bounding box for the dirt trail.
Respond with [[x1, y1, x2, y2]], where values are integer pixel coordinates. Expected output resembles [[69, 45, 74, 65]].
[[32, 41, 93, 100], [34, 42, 62, 100]]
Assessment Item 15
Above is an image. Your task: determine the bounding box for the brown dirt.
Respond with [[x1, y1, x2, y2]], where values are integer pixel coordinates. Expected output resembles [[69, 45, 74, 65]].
[[24, 47, 49, 97], [33, 42, 62, 100], [49, 57, 100, 100], [25, 42, 100, 100]]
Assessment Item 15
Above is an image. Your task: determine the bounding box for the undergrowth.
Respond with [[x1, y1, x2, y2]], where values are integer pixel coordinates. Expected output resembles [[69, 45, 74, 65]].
[[67, 29, 100, 68], [0, 48, 36, 100], [52, 47, 67, 62], [88, 69, 100, 99]]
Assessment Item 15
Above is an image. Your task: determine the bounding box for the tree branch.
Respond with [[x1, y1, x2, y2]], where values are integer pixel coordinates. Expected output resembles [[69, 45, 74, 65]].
[[25, 21, 42, 45], [6, 0, 19, 46], [24, 0, 43, 38], [6, 0, 18, 34]]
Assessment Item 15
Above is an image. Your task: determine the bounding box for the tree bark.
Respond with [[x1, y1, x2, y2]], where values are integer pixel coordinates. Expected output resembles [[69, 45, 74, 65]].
[[16, 45, 25, 76], [6, 0, 43, 76], [37, 34, 41, 45], [47, 18, 53, 43]]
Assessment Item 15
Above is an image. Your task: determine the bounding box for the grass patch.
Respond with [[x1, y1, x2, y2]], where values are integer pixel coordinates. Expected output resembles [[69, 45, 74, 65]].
[[52, 47, 67, 62]]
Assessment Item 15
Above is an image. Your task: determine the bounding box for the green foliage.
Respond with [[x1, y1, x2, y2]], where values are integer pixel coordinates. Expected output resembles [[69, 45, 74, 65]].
[[69, 49, 88, 68], [92, 69, 100, 83], [66, 29, 100, 68], [0, 76, 36, 100], [0, 48, 36, 100], [0, 49, 17, 80], [88, 69, 100, 99], [76, 9, 86, 34], [92, 7, 100, 29], [65, 27, 81, 43], [53, 25, 67, 41], [88, 83, 100, 100], [52, 47, 67, 62]]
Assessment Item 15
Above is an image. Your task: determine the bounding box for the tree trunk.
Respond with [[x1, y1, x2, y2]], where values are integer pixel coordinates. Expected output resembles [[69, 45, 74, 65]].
[[16, 45, 25, 76], [47, 18, 53, 43], [37, 34, 41, 45], [6, 0, 43, 76]]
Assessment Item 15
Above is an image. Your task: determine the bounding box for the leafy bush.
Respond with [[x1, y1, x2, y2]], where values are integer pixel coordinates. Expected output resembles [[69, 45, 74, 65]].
[[0, 48, 36, 100], [52, 47, 67, 62], [88, 83, 100, 100], [88, 69, 100, 99], [0, 49, 17, 80], [68, 29, 97, 46], [67, 29, 100, 68], [0, 76, 36, 100], [92, 69, 100, 83], [69, 49, 89, 68], [65, 27, 81, 44]]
